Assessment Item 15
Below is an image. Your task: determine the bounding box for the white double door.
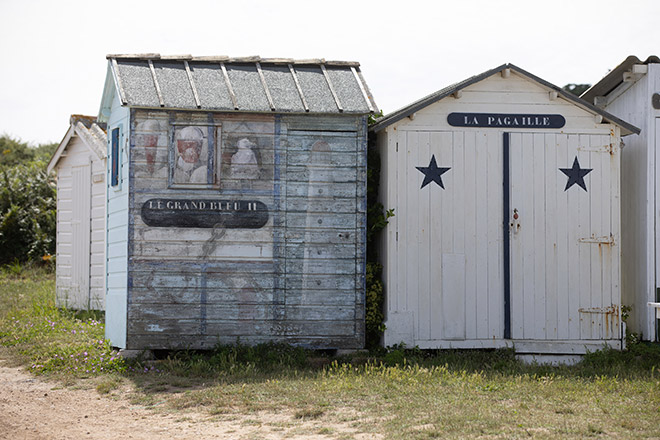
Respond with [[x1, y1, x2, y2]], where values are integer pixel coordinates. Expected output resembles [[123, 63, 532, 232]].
[[403, 130, 619, 343]]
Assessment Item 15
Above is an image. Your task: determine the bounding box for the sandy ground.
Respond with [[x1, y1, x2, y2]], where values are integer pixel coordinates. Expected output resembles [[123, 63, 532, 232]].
[[0, 360, 379, 440]]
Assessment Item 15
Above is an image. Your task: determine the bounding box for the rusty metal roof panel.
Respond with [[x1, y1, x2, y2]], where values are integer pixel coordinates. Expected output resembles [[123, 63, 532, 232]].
[[108, 55, 375, 114], [188, 63, 234, 110]]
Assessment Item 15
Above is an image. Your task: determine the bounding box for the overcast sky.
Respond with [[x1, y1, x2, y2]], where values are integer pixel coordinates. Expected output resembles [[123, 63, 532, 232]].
[[1, 0, 659, 145]]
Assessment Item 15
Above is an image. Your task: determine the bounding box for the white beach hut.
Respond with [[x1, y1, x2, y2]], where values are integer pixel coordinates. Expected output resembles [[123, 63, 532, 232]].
[[47, 115, 107, 310], [371, 64, 639, 355], [582, 56, 660, 342]]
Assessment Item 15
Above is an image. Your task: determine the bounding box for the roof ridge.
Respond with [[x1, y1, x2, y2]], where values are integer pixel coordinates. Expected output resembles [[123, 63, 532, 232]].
[[106, 54, 360, 66]]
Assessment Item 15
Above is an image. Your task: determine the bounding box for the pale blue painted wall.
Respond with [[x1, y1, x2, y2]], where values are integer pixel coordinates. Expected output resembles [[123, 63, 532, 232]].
[[105, 89, 130, 348]]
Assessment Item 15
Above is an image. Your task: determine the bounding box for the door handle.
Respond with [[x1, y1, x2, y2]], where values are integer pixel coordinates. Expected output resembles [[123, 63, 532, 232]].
[[511, 208, 521, 234]]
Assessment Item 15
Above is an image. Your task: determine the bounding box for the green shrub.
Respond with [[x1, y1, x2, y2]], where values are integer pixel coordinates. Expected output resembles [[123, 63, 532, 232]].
[[0, 161, 56, 264], [365, 262, 385, 347], [365, 140, 394, 348]]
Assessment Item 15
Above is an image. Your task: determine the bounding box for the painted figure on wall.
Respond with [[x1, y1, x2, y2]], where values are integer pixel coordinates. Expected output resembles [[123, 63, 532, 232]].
[[135, 119, 163, 174], [230, 138, 259, 180], [174, 126, 208, 184]]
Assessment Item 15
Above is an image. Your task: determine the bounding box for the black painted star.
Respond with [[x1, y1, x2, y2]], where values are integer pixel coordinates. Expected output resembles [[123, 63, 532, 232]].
[[559, 156, 592, 191], [416, 155, 451, 189]]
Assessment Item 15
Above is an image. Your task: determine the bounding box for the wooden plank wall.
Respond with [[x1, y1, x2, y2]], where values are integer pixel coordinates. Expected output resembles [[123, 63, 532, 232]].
[[126, 110, 366, 349], [603, 71, 655, 340]]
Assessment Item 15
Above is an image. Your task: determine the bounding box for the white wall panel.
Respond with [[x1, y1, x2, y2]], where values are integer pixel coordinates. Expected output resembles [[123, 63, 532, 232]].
[[378, 71, 623, 353]]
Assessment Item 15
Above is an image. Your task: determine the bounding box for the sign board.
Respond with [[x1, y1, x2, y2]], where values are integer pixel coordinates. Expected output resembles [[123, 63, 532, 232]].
[[141, 199, 268, 228], [448, 113, 565, 129]]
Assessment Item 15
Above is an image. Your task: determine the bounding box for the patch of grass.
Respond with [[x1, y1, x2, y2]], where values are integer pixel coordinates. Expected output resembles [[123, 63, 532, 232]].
[[294, 407, 325, 419], [0, 267, 125, 377], [2, 268, 660, 439], [96, 376, 122, 394]]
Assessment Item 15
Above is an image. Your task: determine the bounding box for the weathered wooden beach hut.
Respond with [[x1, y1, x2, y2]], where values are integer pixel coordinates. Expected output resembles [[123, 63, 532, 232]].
[[582, 56, 660, 342], [370, 64, 639, 355], [47, 115, 107, 310], [98, 54, 377, 350]]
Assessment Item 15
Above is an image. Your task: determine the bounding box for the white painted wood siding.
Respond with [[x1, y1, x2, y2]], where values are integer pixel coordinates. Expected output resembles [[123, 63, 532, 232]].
[[509, 132, 620, 342], [105, 91, 130, 348], [383, 130, 504, 347], [71, 164, 91, 306], [598, 69, 655, 340], [54, 136, 106, 310], [378, 71, 623, 353]]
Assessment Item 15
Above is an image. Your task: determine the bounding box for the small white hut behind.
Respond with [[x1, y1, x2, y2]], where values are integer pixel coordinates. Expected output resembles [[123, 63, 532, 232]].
[[371, 64, 639, 355], [48, 115, 107, 310], [582, 56, 660, 342]]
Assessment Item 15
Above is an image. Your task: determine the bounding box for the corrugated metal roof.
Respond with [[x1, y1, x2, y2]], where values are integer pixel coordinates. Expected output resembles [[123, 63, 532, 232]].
[[106, 54, 378, 115], [370, 63, 640, 136], [581, 55, 660, 103]]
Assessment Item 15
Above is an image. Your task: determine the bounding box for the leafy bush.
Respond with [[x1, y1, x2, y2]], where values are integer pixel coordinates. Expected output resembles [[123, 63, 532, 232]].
[[0, 161, 56, 264], [0, 135, 57, 167], [365, 137, 394, 348], [365, 262, 385, 346]]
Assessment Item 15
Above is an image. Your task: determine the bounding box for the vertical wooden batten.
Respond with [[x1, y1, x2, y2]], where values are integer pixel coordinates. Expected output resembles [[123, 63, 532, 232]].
[[289, 64, 309, 112], [351, 67, 374, 113], [256, 62, 276, 111], [321, 64, 343, 113], [184, 60, 202, 109], [148, 60, 165, 108], [220, 63, 239, 110]]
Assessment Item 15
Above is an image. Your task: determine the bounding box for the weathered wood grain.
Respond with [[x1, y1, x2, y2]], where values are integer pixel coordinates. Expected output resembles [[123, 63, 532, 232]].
[[120, 110, 367, 350], [127, 334, 362, 350], [127, 318, 358, 337], [130, 304, 356, 322]]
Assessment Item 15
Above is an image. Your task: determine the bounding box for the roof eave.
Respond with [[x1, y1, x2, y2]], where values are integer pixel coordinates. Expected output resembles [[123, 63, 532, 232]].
[[47, 124, 75, 174], [508, 63, 640, 136], [98, 62, 121, 124], [581, 56, 660, 104], [369, 64, 508, 132]]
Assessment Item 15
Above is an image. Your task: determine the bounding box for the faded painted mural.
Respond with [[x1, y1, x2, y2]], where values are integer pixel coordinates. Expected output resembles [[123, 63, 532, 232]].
[[127, 110, 366, 349]]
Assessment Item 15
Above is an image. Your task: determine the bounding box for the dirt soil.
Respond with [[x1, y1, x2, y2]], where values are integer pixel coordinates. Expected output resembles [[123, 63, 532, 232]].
[[0, 360, 379, 440]]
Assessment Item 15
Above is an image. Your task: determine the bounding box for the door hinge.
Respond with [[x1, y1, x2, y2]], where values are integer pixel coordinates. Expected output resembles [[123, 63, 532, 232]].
[[577, 144, 613, 153], [578, 234, 615, 245]]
